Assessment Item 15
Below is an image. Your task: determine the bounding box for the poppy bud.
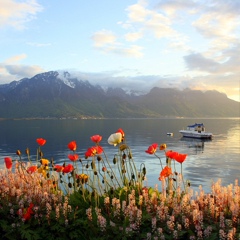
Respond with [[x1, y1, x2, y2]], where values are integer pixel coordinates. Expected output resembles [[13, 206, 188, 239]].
[[25, 148, 30, 155], [110, 175, 114, 179], [94, 171, 98, 175], [16, 150, 21, 156], [68, 182, 72, 188], [102, 179, 104, 184], [46, 173, 50, 178], [174, 171, 178, 175], [39, 151, 43, 157], [86, 164, 89, 169], [143, 167, 146, 175], [113, 157, 117, 164], [131, 174, 135, 179], [110, 188, 114, 194], [79, 158, 82, 163], [97, 156, 102, 161], [122, 153, 126, 159], [91, 162, 96, 169], [128, 153, 132, 159], [119, 144, 128, 151], [102, 167, 107, 172]]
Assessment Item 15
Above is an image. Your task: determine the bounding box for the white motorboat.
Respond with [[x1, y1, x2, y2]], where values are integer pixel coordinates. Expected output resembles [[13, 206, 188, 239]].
[[179, 123, 213, 139]]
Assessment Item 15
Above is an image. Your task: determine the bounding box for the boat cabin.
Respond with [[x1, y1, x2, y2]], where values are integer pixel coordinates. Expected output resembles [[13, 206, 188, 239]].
[[187, 123, 205, 133]]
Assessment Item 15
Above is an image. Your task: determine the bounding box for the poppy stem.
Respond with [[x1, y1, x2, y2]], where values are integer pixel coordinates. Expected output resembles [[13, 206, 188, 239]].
[[181, 163, 186, 192]]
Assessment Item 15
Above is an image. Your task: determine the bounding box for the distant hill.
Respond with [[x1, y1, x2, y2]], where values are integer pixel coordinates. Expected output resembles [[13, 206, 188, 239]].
[[0, 71, 239, 119]]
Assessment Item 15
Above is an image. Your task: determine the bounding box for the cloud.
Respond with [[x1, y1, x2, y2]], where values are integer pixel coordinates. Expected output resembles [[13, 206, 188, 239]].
[[92, 30, 143, 58], [92, 30, 117, 47], [0, 63, 44, 83], [184, 53, 219, 72], [0, 0, 43, 29], [124, 31, 143, 42], [5, 54, 27, 63], [184, 43, 240, 74]]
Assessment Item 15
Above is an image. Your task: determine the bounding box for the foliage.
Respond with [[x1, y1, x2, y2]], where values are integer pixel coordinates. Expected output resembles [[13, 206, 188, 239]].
[[0, 129, 239, 239]]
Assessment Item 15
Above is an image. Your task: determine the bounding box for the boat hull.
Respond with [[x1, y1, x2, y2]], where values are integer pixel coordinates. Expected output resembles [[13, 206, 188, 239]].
[[179, 130, 212, 139]]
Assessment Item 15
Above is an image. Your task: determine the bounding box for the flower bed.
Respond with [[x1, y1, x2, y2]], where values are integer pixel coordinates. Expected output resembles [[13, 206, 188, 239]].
[[0, 129, 239, 239]]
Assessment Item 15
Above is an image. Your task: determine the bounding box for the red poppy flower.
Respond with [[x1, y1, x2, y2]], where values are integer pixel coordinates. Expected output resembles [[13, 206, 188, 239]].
[[90, 135, 102, 143], [174, 153, 187, 164], [85, 145, 103, 158], [95, 145, 103, 154], [68, 141, 77, 151], [159, 166, 172, 181], [4, 157, 12, 170], [68, 154, 79, 162], [36, 138, 46, 146], [165, 150, 178, 159], [63, 164, 74, 173], [27, 166, 38, 174], [54, 165, 64, 172], [145, 143, 158, 154], [116, 128, 125, 139], [23, 203, 34, 221], [85, 147, 97, 158]]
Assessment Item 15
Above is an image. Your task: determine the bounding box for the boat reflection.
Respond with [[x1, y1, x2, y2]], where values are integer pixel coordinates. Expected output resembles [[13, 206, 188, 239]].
[[180, 137, 212, 154]]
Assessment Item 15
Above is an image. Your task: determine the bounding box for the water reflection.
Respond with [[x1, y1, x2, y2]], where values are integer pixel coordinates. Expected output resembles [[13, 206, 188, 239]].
[[179, 137, 212, 154]]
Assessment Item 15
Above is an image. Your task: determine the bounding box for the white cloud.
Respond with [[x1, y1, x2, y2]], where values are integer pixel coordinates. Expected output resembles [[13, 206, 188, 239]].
[[92, 30, 117, 47], [124, 31, 143, 42], [0, 0, 43, 29], [5, 54, 27, 64], [0, 61, 44, 83]]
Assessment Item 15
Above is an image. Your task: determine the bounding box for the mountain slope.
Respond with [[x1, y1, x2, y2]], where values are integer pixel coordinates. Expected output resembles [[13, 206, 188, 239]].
[[0, 71, 239, 118]]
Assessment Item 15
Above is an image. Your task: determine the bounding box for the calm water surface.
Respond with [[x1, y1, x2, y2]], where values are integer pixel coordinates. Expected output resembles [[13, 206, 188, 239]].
[[0, 118, 239, 192]]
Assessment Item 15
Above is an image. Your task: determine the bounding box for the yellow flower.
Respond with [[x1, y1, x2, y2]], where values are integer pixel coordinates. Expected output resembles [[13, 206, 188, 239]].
[[38, 166, 47, 178], [40, 158, 49, 166], [159, 144, 167, 150]]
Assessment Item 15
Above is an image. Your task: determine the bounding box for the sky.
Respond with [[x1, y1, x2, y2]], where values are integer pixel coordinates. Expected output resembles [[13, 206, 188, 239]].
[[0, 0, 239, 102]]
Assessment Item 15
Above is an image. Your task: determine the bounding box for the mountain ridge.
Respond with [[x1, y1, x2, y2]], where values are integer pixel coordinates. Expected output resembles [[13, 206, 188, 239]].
[[0, 71, 239, 119]]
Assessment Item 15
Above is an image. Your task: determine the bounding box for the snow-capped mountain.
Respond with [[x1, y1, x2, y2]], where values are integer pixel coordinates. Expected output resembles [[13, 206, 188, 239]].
[[0, 71, 238, 119]]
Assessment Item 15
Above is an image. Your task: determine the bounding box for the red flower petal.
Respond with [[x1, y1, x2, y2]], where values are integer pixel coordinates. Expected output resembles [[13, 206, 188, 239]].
[[174, 153, 187, 164], [36, 138, 46, 146], [68, 141, 77, 151], [145, 143, 158, 154], [90, 135, 102, 143], [4, 157, 12, 170], [68, 154, 79, 162]]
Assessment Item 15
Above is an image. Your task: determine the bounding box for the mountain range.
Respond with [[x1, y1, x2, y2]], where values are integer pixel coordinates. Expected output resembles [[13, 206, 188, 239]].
[[0, 71, 239, 119]]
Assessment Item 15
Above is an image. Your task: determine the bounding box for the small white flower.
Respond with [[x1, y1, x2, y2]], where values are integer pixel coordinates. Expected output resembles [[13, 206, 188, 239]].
[[107, 132, 122, 146]]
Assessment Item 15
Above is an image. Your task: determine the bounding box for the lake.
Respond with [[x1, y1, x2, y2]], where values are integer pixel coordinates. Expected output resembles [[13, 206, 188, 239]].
[[0, 118, 239, 192]]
